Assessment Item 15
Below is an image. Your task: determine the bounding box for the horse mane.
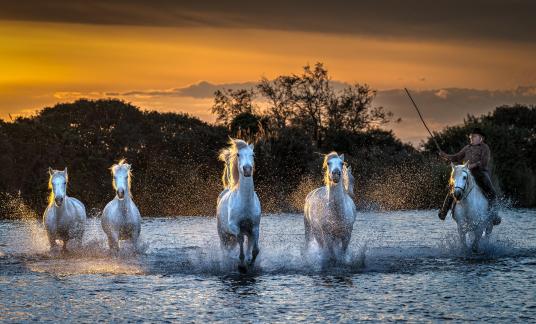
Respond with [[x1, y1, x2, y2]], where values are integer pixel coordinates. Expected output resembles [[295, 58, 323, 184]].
[[218, 149, 232, 189], [111, 159, 133, 196], [343, 164, 355, 197], [323, 152, 340, 186], [219, 138, 249, 189]]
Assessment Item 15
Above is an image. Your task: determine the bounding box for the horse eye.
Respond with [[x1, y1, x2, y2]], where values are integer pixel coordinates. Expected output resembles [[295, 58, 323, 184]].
[[237, 153, 240, 157]]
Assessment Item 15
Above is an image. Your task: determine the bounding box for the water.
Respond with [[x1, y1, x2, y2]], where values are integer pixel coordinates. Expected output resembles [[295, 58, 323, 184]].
[[1, 210, 535, 322]]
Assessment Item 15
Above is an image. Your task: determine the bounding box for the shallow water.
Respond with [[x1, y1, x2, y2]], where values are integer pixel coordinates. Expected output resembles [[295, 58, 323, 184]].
[[1, 209, 535, 322]]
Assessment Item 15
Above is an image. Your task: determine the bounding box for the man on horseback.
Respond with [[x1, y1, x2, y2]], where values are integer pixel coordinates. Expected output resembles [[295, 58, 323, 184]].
[[438, 128, 501, 225]]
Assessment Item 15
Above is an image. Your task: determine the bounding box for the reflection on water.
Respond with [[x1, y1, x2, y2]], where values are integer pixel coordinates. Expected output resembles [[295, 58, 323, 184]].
[[1, 210, 535, 322]]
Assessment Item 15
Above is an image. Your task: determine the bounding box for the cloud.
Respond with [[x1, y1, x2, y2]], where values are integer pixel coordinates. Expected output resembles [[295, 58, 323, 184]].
[[107, 80, 357, 99], [435, 89, 449, 99], [106, 81, 258, 99], [1, 1, 535, 44]]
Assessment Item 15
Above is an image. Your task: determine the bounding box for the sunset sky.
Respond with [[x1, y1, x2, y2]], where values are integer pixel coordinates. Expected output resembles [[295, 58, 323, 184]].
[[1, 1, 535, 143]]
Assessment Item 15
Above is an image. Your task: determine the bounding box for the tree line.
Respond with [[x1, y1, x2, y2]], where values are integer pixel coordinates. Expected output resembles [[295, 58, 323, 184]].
[[0, 63, 533, 218]]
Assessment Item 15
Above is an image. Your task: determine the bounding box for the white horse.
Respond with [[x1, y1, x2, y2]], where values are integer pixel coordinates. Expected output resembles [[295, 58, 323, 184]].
[[216, 139, 261, 272], [43, 167, 87, 252], [450, 163, 494, 252], [101, 160, 141, 252], [304, 152, 357, 261]]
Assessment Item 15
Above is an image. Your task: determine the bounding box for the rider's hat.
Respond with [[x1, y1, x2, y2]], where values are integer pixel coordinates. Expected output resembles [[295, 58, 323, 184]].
[[470, 127, 485, 137]]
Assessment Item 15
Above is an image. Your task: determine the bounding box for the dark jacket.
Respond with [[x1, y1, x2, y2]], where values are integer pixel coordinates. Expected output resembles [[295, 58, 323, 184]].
[[446, 143, 491, 171]]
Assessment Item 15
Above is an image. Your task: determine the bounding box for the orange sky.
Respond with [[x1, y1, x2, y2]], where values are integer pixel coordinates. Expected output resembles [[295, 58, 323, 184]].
[[1, 18, 535, 142]]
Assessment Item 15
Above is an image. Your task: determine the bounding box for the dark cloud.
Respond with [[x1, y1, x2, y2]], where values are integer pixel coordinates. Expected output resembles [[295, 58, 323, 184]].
[[1, 0, 535, 43]]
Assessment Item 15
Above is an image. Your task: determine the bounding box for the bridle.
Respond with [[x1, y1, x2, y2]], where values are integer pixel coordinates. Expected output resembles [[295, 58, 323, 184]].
[[451, 169, 474, 202]]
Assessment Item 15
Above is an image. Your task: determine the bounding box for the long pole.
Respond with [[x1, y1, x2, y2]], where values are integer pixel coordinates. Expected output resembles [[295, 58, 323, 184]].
[[404, 88, 442, 152]]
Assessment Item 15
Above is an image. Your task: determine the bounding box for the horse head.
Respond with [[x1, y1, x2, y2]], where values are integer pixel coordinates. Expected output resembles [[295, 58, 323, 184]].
[[233, 139, 255, 178], [323, 152, 344, 185], [450, 162, 471, 201], [111, 160, 132, 200], [49, 167, 68, 207]]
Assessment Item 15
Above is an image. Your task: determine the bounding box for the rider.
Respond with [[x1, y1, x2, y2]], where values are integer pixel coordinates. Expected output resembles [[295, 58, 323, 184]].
[[438, 127, 501, 225]]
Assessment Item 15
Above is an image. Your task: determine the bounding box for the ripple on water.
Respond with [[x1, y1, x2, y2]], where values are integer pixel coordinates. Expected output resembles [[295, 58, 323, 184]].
[[0, 210, 535, 322]]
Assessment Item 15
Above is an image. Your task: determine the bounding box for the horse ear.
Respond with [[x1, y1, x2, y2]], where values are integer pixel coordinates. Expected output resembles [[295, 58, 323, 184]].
[[463, 161, 468, 168], [340, 154, 345, 162], [48, 167, 53, 176], [450, 162, 454, 169], [64, 167, 68, 178], [249, 143, 254, 151]]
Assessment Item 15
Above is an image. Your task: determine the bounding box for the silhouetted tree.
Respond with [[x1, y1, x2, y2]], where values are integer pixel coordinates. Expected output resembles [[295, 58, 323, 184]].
[[211, 88, 256, 126], [328, 84, 393, 132], [257, 75, 299, 129]]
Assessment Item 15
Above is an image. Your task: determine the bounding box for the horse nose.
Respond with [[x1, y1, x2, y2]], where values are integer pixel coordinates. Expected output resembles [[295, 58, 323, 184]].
[[55, 197, 63, 206], [117, 188, 125, 199], [453, 190, 462, 200], [332, 170, 341, 182], [243, 165, 253, 177]]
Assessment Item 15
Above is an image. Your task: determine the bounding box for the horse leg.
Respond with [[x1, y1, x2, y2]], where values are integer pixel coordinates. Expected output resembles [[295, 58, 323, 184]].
[[237, 233, 247, 273], [248, 226, 260, 267], [107, 231, 119, 253], [457, 225, 467, 251], [130, 235, 138, 253], [217, 220, 237, 257], [73, 227, 84, 250], [326, 237, 336, 263], [485, 223, 494, 237], [304, 216, 312, 247], [471, 226, 485, 253], [471, 229, 482, 253], [341, 233, 351, 256], [47, 233, 58, 252], [62, 239, 69, 253]]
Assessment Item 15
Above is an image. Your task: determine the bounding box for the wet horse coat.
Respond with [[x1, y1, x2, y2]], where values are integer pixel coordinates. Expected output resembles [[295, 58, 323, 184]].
[[304, 153, 357, 260], [216, 139, 261, 271], [43, 168, 87, 251], [101, 161, 141, 251], [450, 163, 494, 252]]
